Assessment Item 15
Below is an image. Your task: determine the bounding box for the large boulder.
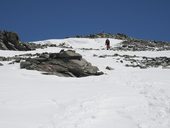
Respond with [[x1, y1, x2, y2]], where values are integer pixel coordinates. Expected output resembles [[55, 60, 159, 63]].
[[0, 31, 32, 51], [20, 50, 103, 77]]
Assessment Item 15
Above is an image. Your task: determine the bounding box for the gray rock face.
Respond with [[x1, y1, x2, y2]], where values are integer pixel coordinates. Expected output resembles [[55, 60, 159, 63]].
[[0, 63, 3, 66], [20, 50, 103, 77], [0, 31, 32, 51]]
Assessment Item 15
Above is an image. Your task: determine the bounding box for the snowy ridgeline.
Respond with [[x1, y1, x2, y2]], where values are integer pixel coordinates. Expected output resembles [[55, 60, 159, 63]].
[[0, 38, 170, 128]]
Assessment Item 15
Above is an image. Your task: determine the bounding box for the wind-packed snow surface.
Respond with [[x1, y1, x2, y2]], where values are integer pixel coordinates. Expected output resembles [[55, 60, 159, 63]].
[[0, 38, 170, 128]]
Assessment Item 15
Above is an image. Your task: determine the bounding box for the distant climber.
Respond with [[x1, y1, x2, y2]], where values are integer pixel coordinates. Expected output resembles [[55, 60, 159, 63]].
[[105, 39, 110, 50]]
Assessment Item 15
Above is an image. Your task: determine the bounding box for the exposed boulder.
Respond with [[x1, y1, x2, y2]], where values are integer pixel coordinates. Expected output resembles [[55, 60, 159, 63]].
[[20, 50, 104, 77], [106, 66, 114, 70], [0, 31, 32, 51], [0, 63, 3, 66]]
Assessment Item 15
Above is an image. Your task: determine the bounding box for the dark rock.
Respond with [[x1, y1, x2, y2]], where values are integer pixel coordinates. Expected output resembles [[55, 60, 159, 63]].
[[15, 58, 21, 63], [20, 61, 32, 69], [93, 54, 98, 57], [114, 33, 129, 40], [113, 53, 119, 57], [57, 50, 82, 60], [120, 60, 123, 63], [48, 44, 57, 47], [0, 56, 6, 61], [0, 41, 8, 50], [106, 66, 114, 70], [99, 55, 107, 58], [20, 50, 103, 77], [39, 52, 50, 58], [0, 63, 3, 66], [0, 56, 12, 61], [0, 31, 32, 51], [58, 42, 72, 48], [8, 61, 15, 65], [26, 43, 61, 50], [80, 48, 99, 51]]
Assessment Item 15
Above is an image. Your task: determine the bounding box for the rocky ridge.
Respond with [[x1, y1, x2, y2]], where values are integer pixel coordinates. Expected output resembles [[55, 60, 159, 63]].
[[75, 33, 170, 51], [113, 39, 170, 51]]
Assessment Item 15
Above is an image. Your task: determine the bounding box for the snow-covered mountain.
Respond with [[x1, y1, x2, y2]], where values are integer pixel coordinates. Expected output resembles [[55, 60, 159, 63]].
[[0, 38, 170, 128]]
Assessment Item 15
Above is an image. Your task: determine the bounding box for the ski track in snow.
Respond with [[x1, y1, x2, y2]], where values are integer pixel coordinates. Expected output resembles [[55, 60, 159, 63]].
[[0, 38, 170, 128]]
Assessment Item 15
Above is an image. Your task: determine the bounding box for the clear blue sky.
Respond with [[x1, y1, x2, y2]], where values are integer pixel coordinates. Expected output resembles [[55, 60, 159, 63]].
[[0, 0, 170, 42]]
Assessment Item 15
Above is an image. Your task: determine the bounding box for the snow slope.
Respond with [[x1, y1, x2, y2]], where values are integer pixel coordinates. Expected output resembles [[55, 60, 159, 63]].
[[0, 38, 170, 128], [33, 38, 122, 49]]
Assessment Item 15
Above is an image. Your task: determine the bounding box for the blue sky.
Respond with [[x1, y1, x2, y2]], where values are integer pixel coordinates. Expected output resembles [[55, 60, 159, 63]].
[[0, 0, 170, 42]]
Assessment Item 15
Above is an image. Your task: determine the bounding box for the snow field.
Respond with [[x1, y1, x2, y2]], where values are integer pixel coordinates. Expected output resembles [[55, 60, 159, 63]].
[[0, 38, 170, 128]]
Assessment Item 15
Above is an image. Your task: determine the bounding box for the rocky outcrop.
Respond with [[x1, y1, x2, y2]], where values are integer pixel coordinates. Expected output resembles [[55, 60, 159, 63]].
[[94, 53, 170, 69], [74, 32, 170, 51], [20, 50, 103, 77], [75, 32, 130, 39], [26, 43, 59, 50], [124, 56, 170, 69], [0, 31, 32, 51], [75, 32, 115, 38], [113, 40, 170, 51]]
